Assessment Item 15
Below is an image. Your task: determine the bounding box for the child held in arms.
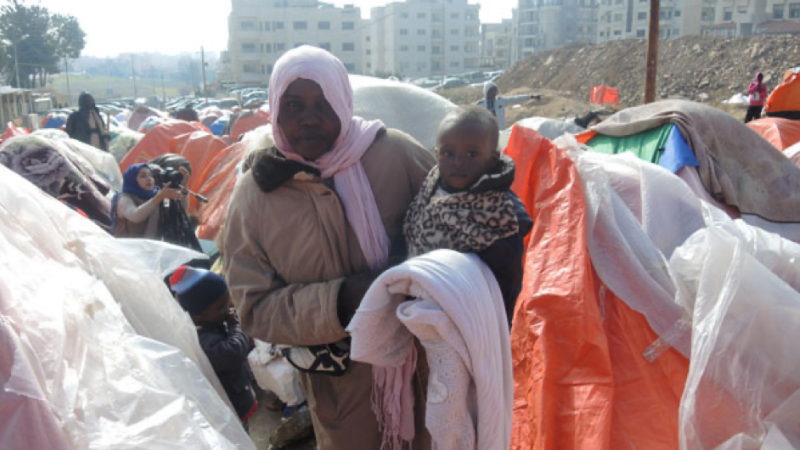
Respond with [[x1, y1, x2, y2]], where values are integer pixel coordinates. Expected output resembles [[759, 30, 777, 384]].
[[403, 106, 533, 326], [169, 266, 258, 431]]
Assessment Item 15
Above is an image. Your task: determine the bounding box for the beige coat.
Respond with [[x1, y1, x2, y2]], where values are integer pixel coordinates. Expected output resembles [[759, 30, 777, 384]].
[[223, 129, 436, 450]]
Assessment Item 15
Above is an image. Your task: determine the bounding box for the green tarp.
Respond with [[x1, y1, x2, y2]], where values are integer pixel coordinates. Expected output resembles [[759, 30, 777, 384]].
[[587, 123, 674, 164]]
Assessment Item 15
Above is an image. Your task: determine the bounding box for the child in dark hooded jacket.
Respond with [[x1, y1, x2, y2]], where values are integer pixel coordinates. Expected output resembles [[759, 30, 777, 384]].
[[403, 106, 533, 326]]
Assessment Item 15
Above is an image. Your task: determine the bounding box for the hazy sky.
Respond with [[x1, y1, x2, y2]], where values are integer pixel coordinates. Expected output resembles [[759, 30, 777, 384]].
[[35, 0, 516, 57]]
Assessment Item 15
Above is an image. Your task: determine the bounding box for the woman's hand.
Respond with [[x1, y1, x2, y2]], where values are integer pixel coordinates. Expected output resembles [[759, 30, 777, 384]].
[[156, 184, 185, 201]]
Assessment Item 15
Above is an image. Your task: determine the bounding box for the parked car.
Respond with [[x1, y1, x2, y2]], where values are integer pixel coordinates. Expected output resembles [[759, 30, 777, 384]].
[[435, 77, 468, 90]]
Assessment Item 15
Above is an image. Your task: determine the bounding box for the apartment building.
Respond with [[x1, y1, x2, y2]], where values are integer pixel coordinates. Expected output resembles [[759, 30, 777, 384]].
[[702, 0, 800, 36], [516, 0, 598, 59], [227, 0, 364, 86], [368, 0, 481, 78], [596, 0, 704, 41], [481, 19, 515, 70]]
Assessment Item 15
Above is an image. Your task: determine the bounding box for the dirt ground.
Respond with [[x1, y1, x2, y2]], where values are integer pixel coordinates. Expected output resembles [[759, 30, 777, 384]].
[[248, 391, 316, 450]]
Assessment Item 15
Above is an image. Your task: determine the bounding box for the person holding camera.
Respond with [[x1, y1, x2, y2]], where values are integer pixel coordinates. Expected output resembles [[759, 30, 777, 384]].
[[110, 163, 185, 239]]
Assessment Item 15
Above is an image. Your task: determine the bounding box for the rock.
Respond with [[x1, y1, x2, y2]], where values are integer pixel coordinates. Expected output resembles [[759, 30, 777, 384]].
[[698, 92, 710, 101]]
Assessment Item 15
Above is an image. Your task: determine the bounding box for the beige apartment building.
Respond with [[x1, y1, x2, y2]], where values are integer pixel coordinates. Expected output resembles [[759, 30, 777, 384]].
[[226, 0, 364, 86], [368, 0, 481, 78], [596, 0, 705, 41], [481, 19, 515, 70], [516, 0, 598, 59], [702, 0, 800, 36]]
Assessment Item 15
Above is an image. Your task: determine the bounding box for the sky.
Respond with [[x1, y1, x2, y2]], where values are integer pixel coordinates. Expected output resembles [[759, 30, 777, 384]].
[[34, 0, 516, 57]]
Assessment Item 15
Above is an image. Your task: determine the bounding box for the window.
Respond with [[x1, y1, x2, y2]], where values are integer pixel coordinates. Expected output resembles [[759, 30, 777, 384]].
[[638, 12, 647, 20], [636, 29, 645, 37], [366, 36, 371, 42], [319, 42, 331, 51], [400, 29, 409, 35], [293, 21, 308, 30], [401, 12, 409, 18], [450, 61, 459, 68], [432, 62, 441, 71], [276, 42, 286, 51], [614, 13, 623, 21], [450, 13, 459, 19], [791, 3, 800, 18], [432, 30, 441, 38], [342, 42, 355, 51], [417, 45, 426, 51], [432, 13, 442, 22], [266, 43, 272, 53], [418, 29, 426, 35], [614, 30, 622, 35], [343, 21, 355, 30], [450, 29, 459, 35], [294, 43, 306, 48], [774, 5, 785, 18], [264, 22, 271, 31], [417, 12, 426, 18], [240, 20, 256, 31], [345, 63, 355, 72], [673, 28, 680, 36], [274, 21, 285, 29], [450, 45, 459, 51], [674, 9, 681, 17], [243, 63, 259, 73], [367, 62, 372, 68], [400, 45, 409, 52], [318, 21, 331, 30], [366, 49, 371, 55], [724, 10, 732, 20], [432, 46, 441, 54], [241, 43, 257, 53]]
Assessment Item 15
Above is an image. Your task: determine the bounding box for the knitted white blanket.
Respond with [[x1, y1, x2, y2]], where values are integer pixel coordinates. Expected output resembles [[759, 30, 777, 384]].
[[347, 249, 513, 450]]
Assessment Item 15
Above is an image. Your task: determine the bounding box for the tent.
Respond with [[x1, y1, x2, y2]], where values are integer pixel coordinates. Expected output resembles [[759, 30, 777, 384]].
[[576, 101, 800, 243], [765, 67, 800, 120], [747, 117, 800, 151], [41, 113, 67, 129], [506, 125, 800, 450], [119, 121, 208, 173], [229, 109, 270, 142], [167, 131, 229, 213]]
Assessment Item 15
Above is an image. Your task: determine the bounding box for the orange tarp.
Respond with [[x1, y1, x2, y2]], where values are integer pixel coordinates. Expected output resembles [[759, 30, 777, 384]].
[[590, 86, 620, 107], [195, 140, 250, 241], [747, 117, 800, 151], [119, 121, 208, 173], [230, 110, 270, 142], [505, 126, 689, 450], [765, 69, 800, 117]]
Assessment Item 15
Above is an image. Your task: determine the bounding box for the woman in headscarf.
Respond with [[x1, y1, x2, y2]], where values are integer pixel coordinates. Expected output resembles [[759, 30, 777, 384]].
[[110, 163, 184, 238], [66, 92, 110, 151], [222, 46, 435, 450]]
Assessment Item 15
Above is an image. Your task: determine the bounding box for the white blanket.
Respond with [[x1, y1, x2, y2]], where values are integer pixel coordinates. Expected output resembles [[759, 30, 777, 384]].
[[347, 249, 513, 450]]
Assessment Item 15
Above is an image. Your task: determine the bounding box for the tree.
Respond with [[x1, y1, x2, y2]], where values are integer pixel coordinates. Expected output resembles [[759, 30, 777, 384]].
[[0, 0, 85, 88]]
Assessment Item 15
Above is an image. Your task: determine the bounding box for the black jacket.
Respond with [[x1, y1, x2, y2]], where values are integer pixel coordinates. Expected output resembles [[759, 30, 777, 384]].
[[66, 109, 109, 150], [477, 192, 533, 327], [197, 320, 257, 420]]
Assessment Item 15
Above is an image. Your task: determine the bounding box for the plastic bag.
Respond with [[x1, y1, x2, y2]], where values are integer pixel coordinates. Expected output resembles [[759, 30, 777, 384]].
[[248, 340, 305, 407]]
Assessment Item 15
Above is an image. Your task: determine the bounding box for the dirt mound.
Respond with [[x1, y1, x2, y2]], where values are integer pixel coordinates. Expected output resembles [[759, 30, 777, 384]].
[[498, 35, 800, 107]]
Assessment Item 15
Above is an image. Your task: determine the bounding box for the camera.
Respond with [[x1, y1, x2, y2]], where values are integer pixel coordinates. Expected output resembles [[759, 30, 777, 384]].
[[149, 164, 184, 189]]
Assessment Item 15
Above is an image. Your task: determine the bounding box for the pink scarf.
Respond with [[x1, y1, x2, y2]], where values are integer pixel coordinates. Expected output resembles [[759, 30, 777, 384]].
[[269, 45, 389, 270], [270, 46, 413, 446]]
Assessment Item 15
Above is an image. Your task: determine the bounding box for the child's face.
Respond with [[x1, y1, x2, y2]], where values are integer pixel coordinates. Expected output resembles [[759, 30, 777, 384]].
[[193, 293, 233, 325], [137, 167, 155, 191], [437, 122, 498, 191]]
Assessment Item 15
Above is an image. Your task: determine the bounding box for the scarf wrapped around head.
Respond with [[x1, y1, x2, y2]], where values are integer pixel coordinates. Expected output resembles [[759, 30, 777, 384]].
[[269, 46, 409, 447], [110, 163, 159, 231], [269, 45, 389, 270]]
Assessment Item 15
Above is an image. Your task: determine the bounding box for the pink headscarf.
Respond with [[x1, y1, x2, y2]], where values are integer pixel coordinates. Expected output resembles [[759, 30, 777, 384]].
[[269, 45, 389, 270]]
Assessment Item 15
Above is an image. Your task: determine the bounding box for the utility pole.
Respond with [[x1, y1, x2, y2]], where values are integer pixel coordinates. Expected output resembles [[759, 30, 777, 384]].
[[64, 58, 71, 106], [200, 46, 208, 103], [14, 42, 21, 88], [161, 72, 166, 105], [190, 59, 197, 98], [131, 54, 139, 99], [644, 0, 660, 104]]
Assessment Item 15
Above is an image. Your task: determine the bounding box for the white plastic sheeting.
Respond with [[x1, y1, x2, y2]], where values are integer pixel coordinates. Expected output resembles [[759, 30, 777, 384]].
[[248, 340, 305, 407], [351, 75, 456, 149], [556, 135, 800, 449], [0, 166, 255, 450]]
